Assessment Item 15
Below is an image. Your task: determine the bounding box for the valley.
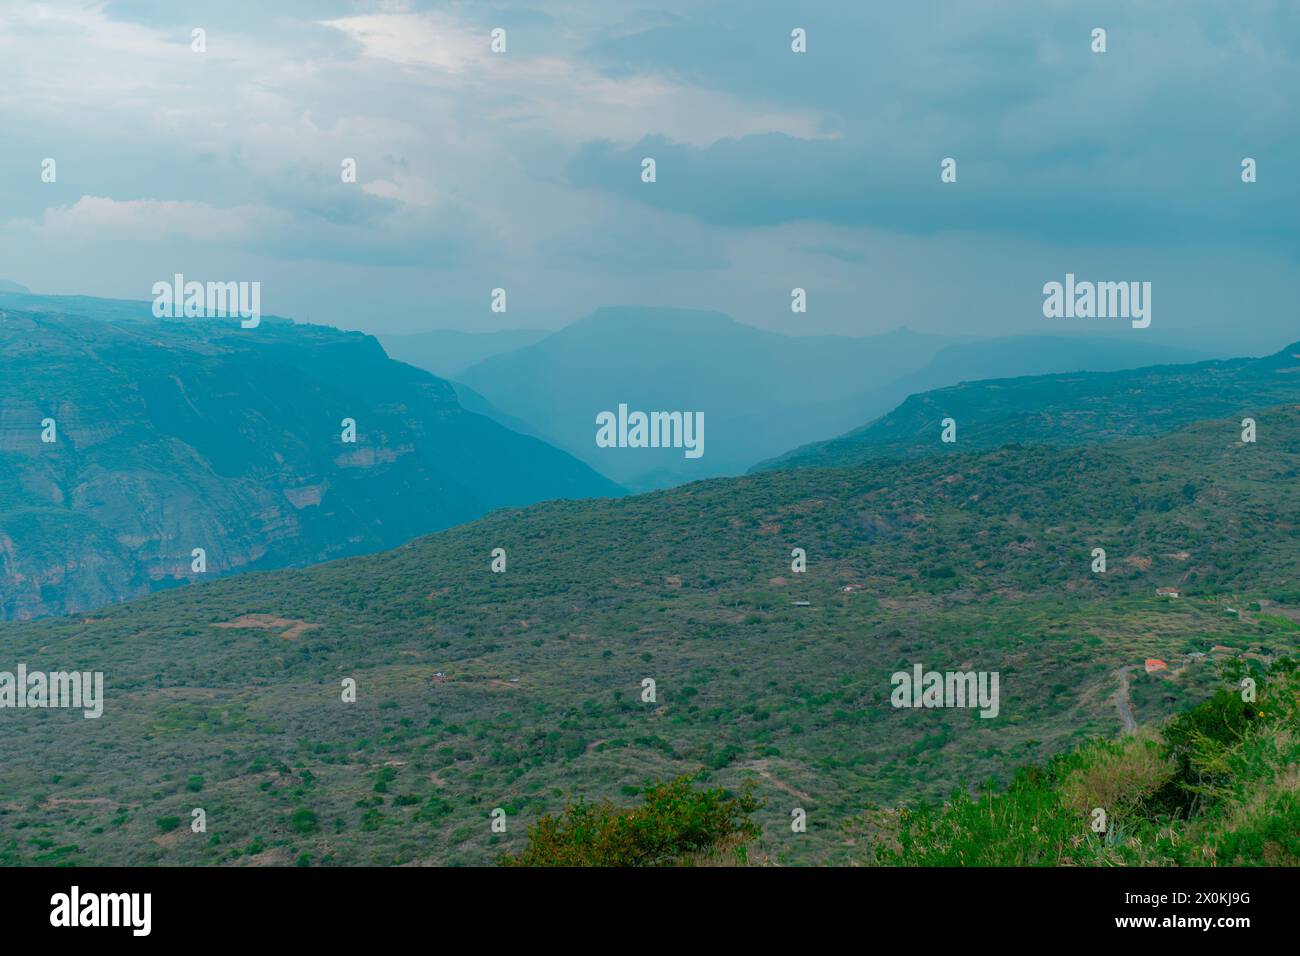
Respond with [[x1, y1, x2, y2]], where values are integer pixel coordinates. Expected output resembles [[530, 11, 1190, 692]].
[[1, 406, 1295, 865]]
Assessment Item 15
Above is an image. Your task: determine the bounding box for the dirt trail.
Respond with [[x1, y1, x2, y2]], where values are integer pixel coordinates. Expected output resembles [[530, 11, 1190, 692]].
[[1113, 666, 1138, 734], [740, 760, 813, 803], [213, 614, 321, 641]]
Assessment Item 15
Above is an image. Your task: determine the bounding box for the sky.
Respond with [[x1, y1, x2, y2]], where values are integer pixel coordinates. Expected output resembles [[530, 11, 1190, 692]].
[[0, 0, 1297, 353]]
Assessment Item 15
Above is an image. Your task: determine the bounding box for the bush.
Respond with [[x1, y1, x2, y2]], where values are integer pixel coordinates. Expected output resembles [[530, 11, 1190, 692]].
[[501, 776, 761, 867], [1058, 735, 1174, 819], [871, 659, 1299, 867]]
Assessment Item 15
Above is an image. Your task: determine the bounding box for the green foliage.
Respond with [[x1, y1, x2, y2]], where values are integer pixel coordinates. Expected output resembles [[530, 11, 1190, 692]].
[[290, 809, 320, 834], [3, 404, 1299, 865], [872, 661, 1300, 866], [502, 777, 762, 867]]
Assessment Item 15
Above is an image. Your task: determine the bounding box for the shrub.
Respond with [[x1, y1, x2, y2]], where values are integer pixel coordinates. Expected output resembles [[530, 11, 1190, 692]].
[[502, 776, 761, 867], [871, 660, 1298, 867], [1058, 735, 1174, 820]]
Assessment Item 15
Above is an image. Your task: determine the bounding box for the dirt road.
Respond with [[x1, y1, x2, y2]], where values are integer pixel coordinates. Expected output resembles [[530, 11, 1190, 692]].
[[1113, 665, 1138, 734]]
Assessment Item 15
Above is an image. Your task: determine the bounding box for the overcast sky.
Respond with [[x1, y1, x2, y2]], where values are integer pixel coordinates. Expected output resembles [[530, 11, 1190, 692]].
[[0, 0, 1297, 353]]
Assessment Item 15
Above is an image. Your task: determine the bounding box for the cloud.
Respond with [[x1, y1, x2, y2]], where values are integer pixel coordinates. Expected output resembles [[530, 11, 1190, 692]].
[[30, 196, 281, 242], [318, 8, 827, 147], [566, 131, 1300, 249], [361, 173, 439, 207], [538, 204, 731, 273], [12, 193, 468, 269], [322, 11, 489, 73], [566, 0, 1300, 247], [0, 0, 1297, 352]]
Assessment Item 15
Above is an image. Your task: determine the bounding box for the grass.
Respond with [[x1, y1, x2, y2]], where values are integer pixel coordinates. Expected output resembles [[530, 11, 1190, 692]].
[[1, 410, 1298, 865], [862, 660, 1299, 866]]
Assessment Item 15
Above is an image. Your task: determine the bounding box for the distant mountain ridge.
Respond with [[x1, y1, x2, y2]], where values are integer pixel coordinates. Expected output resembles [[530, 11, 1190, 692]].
[[446, 307, 1216, 490], [757, 340, 1299, 471], [380, 328, 550, 380], [0, 302, 620, 620], [455, 307, 957, 489]]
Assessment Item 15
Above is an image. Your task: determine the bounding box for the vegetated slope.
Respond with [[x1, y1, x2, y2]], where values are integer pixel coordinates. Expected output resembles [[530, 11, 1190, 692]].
[[1, 406, 1296, 865], [0, 306, 620, 620], [505, 662, 1299, 867], [758, 340, 1300, 471], [858, 660, 1299, 866], [773, 333, 1213, 445]]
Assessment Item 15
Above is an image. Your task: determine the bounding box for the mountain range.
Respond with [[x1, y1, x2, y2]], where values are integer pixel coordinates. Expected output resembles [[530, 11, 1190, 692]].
[[432, 307, 1209, 490], [0, 296, 619, 620], [454, 308, 953, 488], [2, 348, 1296, 864], [379, 328, 549, 381], [760, 340, 1300, 471]]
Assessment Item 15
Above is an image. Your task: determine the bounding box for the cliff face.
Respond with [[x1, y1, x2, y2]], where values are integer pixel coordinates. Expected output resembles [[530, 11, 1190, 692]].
[[0, 307, 621, 620]]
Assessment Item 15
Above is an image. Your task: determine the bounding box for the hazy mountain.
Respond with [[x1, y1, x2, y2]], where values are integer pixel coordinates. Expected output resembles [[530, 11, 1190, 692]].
[[453, 309, 1218, 491], [724, 334, 1215, 474], [0, 287, 167, 322], [830, 333, 1214, 424], [758, 340, 1299, 471], [3, 404, 1296, 864], [448, 381, 550, 442], [380, 328, 550, 380], [0, 304, 620, 620], [458, 307, 954, 489]]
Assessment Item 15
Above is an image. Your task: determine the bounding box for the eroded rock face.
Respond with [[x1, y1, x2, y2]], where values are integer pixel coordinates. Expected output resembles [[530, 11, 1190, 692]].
[[0, 306, 620, 620]]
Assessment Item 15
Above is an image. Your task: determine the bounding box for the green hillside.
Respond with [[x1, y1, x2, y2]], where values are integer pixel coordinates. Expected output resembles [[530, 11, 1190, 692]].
[[0, 305, 621, 620], [758, 341, 1300, 471], [862, 661, 1300, 867], [504, 661, 1299, 867], [1, 407, 1296, 866]]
